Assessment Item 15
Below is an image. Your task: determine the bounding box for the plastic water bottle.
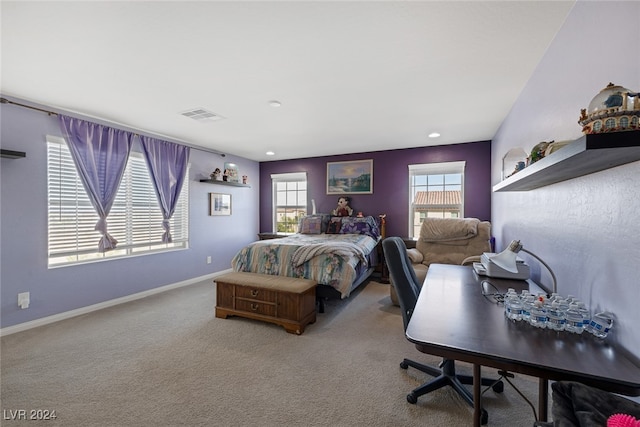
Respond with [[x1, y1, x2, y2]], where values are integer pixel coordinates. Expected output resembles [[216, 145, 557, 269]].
[[504, 290, 523, 321], [503, 289, 516, 319], [529, 300, 547, 328], [564, 303, 586, 334], [521, 295, 535, 322], [588, 311, 614, 338], [576, 302, 591, 328], [546, 301, 566, 331], [556, 298, 570, 314]]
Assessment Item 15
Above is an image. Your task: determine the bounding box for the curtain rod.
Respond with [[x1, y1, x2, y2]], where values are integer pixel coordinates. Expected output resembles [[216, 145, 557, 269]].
[[1, 97, 57, 116], [0, 97, 227, 157]]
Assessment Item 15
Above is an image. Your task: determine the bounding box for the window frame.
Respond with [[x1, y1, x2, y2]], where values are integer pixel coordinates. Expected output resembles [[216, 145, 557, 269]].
[[408, 161, 465, 238], [271, 172, 307, 234], [47, 136, 189, 267]]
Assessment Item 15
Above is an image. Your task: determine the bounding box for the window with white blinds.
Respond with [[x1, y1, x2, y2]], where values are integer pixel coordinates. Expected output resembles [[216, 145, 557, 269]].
[[271, 172, 307, 233], [47, 136, 189, 266], [408, 161, 465, 238]]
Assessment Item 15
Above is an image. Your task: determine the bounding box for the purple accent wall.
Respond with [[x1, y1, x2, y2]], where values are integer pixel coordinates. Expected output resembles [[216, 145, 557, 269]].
[[259, 141, 491, 237]]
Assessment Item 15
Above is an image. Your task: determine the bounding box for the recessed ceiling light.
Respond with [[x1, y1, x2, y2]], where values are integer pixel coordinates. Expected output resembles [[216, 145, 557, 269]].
[[268, 100, 281, 107], [266, 151, 275, 156], [428, 132, 441, 138]]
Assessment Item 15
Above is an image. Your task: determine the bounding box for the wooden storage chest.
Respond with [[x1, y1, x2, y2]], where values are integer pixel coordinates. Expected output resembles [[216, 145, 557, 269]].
[[215, 272, 317, 335]]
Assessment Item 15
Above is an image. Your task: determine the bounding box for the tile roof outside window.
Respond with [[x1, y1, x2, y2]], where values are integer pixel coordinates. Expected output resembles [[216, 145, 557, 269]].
[[414, 190, 461, 205]]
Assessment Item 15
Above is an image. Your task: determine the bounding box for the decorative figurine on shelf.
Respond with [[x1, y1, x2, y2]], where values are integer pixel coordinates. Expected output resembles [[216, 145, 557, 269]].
[[528, 141, 552, 164], [242, 175, 248, 184], [578, 82, 640, 134], [210, 168, 221, 181], [332, 196, 353, 217], [223, 169, 229, 182], [506, 161, 527, 179]]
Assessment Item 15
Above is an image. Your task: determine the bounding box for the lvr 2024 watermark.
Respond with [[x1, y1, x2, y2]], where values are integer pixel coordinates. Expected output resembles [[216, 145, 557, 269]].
[[3, 409, 57, 421]]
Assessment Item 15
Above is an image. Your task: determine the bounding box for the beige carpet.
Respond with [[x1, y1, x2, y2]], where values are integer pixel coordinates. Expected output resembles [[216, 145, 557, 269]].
[[1, 279, 544, 426]]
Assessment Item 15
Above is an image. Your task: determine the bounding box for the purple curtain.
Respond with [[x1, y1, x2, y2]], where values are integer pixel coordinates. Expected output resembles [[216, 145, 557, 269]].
[[59, 115, 134, 252], [139, 136, 190, 243]]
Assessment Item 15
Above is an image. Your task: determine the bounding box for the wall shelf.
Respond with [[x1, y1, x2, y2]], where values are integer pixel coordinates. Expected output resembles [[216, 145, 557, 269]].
[[493, 131, 640, 192], [199, 179, 251, 188], [1, 149, 26, 159]]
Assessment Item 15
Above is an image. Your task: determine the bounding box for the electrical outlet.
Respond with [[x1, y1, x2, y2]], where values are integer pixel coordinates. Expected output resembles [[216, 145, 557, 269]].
[[206, 256, 212, 264], [18, 292, 30, 309]]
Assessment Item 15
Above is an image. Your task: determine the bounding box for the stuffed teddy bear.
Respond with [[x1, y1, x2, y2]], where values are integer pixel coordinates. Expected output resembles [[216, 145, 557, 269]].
[[332, 196, 353, 217]]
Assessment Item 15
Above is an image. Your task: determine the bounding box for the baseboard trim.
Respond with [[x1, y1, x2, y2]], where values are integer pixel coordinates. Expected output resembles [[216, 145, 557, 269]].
[[0, 269, 233, 337]]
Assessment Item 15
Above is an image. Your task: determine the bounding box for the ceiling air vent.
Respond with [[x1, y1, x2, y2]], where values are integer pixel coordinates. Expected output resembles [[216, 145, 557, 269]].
[[180, 108, 224, 122]]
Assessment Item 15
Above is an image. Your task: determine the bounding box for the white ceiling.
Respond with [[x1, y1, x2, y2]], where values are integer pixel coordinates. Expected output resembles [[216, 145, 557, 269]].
[[1, 1, 575, 162]]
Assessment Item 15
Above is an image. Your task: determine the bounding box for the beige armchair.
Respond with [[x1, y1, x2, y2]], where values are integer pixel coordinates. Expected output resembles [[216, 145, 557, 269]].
[[390, 218, 491, 306]]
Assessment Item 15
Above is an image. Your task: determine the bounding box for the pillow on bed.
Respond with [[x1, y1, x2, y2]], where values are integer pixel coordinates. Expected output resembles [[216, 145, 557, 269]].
[[298, 214, 331, 234], [299, 216, 323, 234], [326, 217, 343, 234], [339, 216, 381, 239]]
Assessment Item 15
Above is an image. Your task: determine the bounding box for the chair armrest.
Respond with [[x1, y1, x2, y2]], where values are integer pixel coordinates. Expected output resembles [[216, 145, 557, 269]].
[[406, 248, 424, 264]]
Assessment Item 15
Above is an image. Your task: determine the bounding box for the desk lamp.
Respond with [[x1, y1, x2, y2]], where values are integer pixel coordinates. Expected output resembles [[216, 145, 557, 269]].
[[490, 240, 558, 294]]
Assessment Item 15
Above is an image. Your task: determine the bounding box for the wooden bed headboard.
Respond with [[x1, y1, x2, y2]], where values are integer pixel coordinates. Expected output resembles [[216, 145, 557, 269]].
[[379, 214, 387, 239]]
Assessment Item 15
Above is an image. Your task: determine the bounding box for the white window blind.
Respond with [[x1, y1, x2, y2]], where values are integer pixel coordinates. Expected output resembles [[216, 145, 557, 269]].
[[271, 172, 307, 233], [47, 136, 189, 266]]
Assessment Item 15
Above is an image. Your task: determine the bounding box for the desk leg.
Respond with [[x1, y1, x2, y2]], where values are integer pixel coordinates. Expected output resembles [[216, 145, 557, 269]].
[[473, 364, 481, 427], [538, 378, 549, 422]]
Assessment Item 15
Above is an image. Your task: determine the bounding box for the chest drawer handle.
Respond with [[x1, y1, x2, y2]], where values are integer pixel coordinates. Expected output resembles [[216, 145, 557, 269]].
[[250, 303, 259, 311], [250, 289, 259, 297]]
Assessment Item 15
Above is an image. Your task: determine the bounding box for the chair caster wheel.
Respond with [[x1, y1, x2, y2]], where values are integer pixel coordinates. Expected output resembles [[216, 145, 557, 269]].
[[481, 409, 489, 425], [406, 392, 418, 404], [492, 380, 504, 393], [400, 361, 408, 370]]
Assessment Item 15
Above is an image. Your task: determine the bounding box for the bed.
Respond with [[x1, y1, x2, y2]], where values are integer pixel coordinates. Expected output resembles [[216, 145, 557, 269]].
[[231, 214, 385, 309]]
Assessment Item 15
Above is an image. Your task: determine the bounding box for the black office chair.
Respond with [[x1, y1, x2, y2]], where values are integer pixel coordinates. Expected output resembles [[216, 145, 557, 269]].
[[382, 236, 503, 424]]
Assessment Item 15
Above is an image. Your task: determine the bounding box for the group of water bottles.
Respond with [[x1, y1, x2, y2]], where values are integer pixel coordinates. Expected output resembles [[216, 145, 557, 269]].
[[504, 289, 614, 338]]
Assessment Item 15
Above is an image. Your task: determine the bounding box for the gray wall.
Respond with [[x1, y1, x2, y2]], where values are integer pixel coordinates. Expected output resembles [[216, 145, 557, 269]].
[[0, 99, 260, 329], [259, 141, 492, 238], [492, 1, 640, 355]]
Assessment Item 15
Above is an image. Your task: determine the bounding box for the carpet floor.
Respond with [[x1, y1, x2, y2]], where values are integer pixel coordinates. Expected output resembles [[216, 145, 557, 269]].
[[1, 279, 544, 426]]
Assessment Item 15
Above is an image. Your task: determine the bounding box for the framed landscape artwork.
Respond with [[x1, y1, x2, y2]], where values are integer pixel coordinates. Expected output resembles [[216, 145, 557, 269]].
[[326, 159, 373, 195], [209, 193, 231, 216]]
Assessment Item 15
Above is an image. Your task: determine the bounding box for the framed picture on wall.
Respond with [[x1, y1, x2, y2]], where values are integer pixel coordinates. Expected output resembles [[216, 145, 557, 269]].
[[326, 159, 373, 195], [209, 193, 231, 216]]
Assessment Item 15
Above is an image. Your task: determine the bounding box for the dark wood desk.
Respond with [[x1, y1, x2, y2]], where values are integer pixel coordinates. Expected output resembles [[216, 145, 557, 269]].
[[406, 264, 640, 426]]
